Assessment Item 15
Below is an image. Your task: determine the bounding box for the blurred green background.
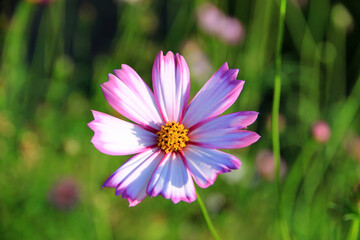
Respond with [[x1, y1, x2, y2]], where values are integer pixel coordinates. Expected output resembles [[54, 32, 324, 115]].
[[1, 0, 360, 239]]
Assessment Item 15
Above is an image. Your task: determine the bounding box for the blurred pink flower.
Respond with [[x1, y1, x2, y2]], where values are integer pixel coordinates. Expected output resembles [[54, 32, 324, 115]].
[[49, 178, 79, 210], [217, 17, 245, 45], [312, 120, 331, 143], [88, 51, 260, 206], [196, 3, 223, 35], [256, 149, 287, 181], [196, 3, 245, 45], [182, 40, 213, 83]]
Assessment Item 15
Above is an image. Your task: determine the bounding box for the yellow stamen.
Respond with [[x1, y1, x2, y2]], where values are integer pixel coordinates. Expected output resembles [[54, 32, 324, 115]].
[[156, 121, 189, 153]]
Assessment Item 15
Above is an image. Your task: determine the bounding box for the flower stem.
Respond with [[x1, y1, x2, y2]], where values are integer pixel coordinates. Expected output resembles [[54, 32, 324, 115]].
[[272, 0, 290, 239], [196, 191, 221, 240]]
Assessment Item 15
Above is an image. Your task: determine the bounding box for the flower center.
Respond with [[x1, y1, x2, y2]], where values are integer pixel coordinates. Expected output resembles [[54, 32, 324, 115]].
[[156, 121, 189, 153]]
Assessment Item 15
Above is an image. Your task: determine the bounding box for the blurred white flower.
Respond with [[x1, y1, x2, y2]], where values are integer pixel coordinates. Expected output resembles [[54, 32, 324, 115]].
[[63, 138, 81, 156], [332, 4, 354, 32], [222, 162, 247, 185], [205, 193, 226, 214]]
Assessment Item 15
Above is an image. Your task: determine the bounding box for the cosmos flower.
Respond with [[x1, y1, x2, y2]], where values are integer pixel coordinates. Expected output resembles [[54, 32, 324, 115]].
[[88, 51, 260, 206]]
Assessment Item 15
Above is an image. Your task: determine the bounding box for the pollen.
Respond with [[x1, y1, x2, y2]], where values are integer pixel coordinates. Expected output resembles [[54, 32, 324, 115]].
[[156, 121, 189, 153]]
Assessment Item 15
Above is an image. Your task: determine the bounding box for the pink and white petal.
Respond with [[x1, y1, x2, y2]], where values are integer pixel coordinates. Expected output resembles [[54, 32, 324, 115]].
[[182, 63, 244, 128], [147, 152, 196, 204], [152, 51, 190, 123], [102, 148, 164, 207], [189, 111, 259, 139], [88, 110, 157, 155], [101, 68, 163, 131], [182, 145, 240, 188], [191, 130, 260, 149]]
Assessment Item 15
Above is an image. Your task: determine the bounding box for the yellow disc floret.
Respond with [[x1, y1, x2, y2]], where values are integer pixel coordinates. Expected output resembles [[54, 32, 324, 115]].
[[156, 121, 189, 153]]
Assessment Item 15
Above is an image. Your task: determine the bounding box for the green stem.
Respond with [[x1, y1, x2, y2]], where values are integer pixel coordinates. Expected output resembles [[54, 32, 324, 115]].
[[197, 191, 221, 240], [272, 0, 290, 239], [273, 0, 287, 192]]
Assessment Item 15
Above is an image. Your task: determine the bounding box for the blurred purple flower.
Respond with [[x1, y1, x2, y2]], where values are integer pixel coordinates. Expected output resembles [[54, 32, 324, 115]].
[[196, 3, 245, 45], [256, 149, 287, 181], [312, 120, 331, 143], [49, 178, 79, 210], [88, 51, 260, 206]]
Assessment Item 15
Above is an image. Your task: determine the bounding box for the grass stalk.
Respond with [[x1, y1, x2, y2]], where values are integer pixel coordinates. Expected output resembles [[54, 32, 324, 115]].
[[272, 0, 290, 239]]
